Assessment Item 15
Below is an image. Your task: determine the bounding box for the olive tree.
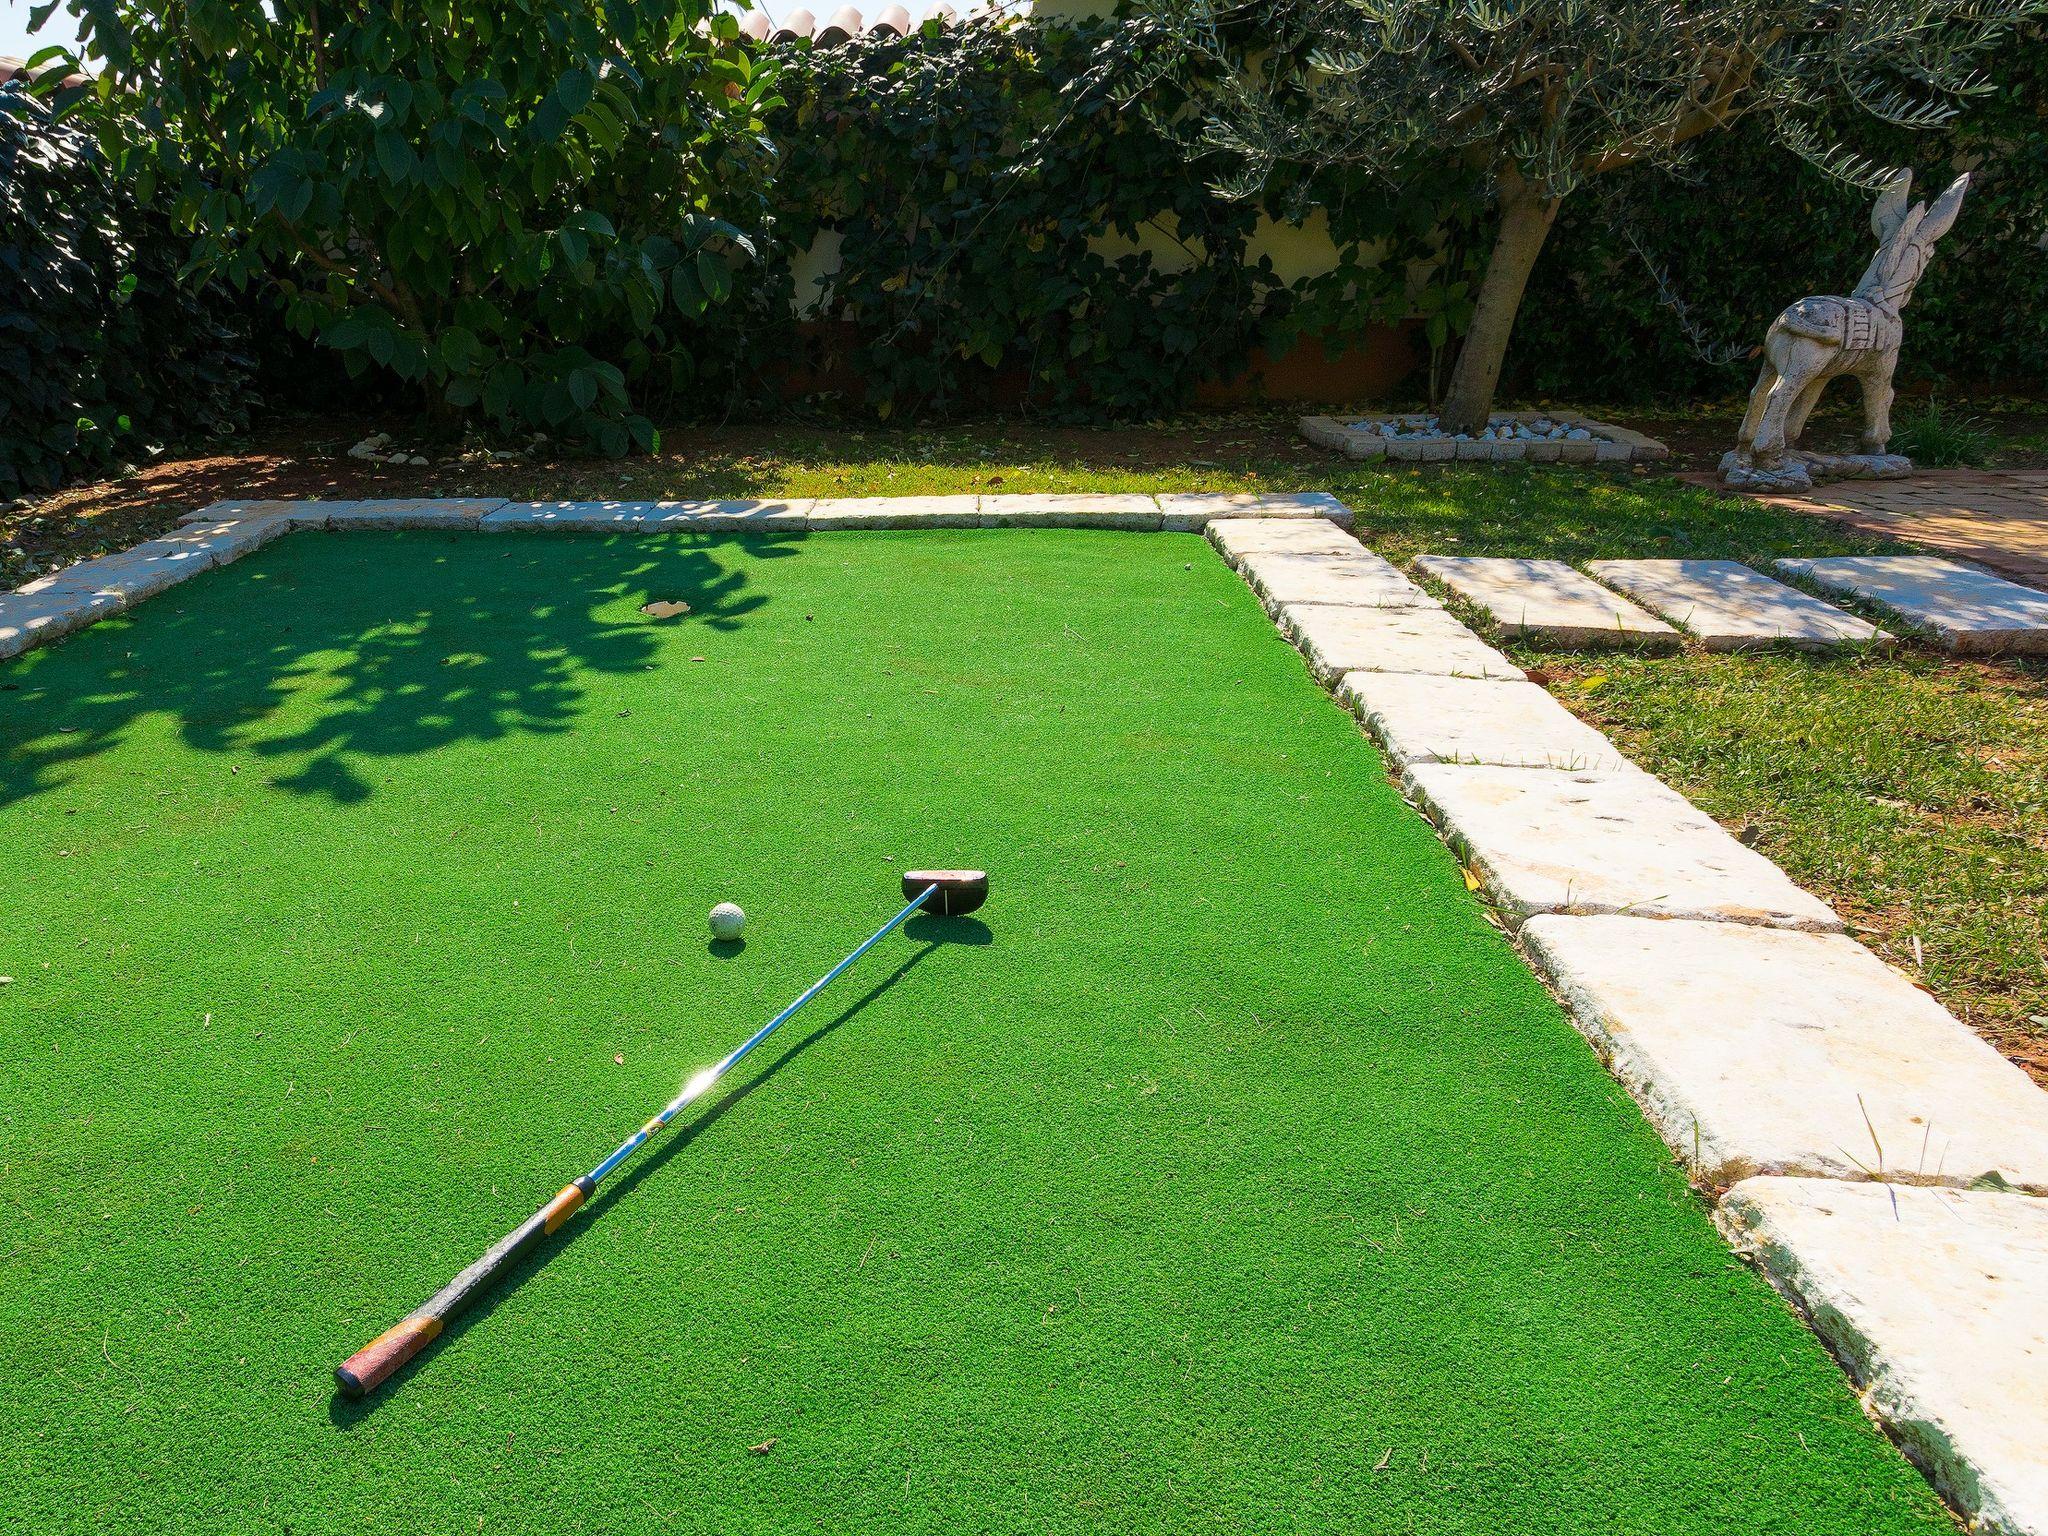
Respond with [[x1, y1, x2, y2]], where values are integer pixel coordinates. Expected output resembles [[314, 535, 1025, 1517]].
[[1161, 0, 2040, 433], [41, 0, 777, 453]]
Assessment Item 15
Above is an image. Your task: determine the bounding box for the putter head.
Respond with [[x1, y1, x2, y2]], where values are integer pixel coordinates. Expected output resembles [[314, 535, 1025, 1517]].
[[903, 869, 988, 917]]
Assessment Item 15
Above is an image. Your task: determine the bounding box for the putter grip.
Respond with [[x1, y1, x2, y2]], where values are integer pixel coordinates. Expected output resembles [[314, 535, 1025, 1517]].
[[334, 1178, 593, 1398], [335, 1314, 442, 1397]]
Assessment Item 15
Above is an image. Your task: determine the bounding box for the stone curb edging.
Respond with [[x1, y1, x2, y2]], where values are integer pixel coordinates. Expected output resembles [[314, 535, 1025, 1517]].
[[1718, 1179, 2048, 1536], [1203, 511, 2048, 1536], [7, 488, 2044, 1531], [1301, 409, 1669, 464], [2, 492, 1349, 662]]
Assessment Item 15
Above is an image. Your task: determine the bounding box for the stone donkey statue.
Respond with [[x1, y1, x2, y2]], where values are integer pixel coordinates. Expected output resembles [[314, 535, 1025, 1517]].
[[1722, 170, 1970, 490]]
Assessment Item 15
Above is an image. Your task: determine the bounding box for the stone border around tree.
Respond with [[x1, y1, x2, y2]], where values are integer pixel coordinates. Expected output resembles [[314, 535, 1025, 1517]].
[[4, 488, 2043, 1532], [1299, 409, 1670, 464]]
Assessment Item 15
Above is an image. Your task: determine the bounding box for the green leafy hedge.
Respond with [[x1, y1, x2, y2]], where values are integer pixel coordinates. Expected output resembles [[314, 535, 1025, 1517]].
[[67, 0, 779, 456], [0, 81, 255, 497]]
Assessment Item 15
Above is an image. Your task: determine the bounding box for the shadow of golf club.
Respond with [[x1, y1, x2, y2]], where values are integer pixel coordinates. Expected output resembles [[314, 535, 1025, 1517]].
[[904, 913, 993, 946], [327, 933, 958, 1426]]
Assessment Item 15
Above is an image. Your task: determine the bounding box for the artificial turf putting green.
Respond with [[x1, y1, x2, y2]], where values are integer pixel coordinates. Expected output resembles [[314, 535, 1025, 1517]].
[[1, 529, 1945, 1534]]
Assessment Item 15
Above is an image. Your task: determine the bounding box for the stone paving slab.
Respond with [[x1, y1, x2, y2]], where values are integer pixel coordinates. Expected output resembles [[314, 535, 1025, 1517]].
[[1587, 558, 1888, 651], [1342, 672, 1631, 770], [192, 498, 505, 529], [1240, 550, 1438, 612], [1776, 555, 2048, 654], [1719, 1177, 2048, 1536], [0, 586, 127, 660], [1523, 915, 2048, 1191], [1402, 764, 1842, 930], [152, 516, 297, 563], [803, 495, 987, 529], [974, 493, 1161, 529], [1159, 491, 1352, 531], [33, 538, 229, 604], [1281, 604, 1525, 684], [317, 498, 510, 529], [1206, 517, 1366, 564], [485, 499, 813, 533], [1414, 555, 1682, 649]]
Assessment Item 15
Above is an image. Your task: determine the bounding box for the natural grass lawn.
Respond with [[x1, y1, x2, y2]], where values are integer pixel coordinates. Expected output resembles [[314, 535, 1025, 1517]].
[[1, 529, 1945, 1533]]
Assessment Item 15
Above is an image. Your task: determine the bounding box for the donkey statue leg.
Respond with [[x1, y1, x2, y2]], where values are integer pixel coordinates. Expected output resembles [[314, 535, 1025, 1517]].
[[1857, 356, 1897, 456], [1751, 352, 1822, 466], [1732, 363, 1777, 466], [1781, 374, 1832, 455]]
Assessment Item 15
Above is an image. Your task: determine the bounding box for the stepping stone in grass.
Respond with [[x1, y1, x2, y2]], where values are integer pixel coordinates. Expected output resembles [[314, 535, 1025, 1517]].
[[1206, 517, 1366, 564], [1277, 603, 1523, 683], [1586, 559, 1887, 651], [1523, 915, 2048, 1191], [1239, 551, 1438, 612], [1775, 555, 2048, 654], [1720, 1177, 2048, 1536], [1340, 672, 1630, 770], [1402, 763, 1840, 930], [1413, 555, 1680, 649]]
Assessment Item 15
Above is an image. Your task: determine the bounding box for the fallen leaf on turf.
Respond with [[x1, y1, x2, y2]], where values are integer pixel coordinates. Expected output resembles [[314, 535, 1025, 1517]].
[[1462, 867, 1482, 892], [749, 1438, 777, 1455], [1578, 674, 1606, 692], [614, 1053, 624, 1065], [1373, 1448, 1394, 1471]]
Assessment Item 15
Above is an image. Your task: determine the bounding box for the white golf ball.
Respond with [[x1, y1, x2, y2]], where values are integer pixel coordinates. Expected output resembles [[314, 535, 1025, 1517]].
[[709, 902, 746, 941]]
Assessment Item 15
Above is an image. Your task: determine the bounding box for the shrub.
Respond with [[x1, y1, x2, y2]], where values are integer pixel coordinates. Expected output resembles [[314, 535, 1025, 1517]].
[[0, 81, 255, 497], [1890, 399, 1997, 466], [62, 0, 779, 456]]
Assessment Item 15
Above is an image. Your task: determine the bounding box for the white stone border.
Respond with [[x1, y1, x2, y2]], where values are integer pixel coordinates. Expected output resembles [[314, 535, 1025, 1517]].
[[0, 491, 1349, 662], [6, 485, 2043, 1531], [1300, 409, 1670, 464], [1203, 509, 2048, 1535]]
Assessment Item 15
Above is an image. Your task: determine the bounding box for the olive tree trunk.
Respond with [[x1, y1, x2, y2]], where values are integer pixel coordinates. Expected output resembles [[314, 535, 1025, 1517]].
[[1437, 168, 1562, 436]]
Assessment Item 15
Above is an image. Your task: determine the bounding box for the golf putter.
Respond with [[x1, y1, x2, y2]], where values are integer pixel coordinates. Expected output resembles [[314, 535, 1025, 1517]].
[[334, 869, 988, 1398]]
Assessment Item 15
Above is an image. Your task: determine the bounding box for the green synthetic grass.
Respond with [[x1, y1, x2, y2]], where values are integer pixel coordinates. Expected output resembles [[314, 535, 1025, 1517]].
[[1, 529, 1947, 1534]]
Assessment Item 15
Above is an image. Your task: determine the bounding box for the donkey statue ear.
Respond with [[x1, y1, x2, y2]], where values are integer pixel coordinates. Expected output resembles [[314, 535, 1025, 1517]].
[[1870, 168, 1914, 243], [1914, 172, 1972, 245]]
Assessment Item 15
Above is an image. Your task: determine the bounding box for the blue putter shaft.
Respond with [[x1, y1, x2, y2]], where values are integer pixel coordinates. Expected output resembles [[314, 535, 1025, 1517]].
[[333, 879, 953, 1398], [585, 881, 936, 1184]]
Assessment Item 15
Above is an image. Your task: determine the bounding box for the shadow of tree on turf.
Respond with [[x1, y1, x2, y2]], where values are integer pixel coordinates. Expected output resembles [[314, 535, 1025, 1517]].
[[0, 533, 802, 810], [323, 930, 984, 1424]]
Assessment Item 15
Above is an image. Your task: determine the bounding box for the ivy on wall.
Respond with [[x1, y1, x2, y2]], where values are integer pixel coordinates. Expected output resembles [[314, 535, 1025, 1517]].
[[765, 18, 1451, 419]]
